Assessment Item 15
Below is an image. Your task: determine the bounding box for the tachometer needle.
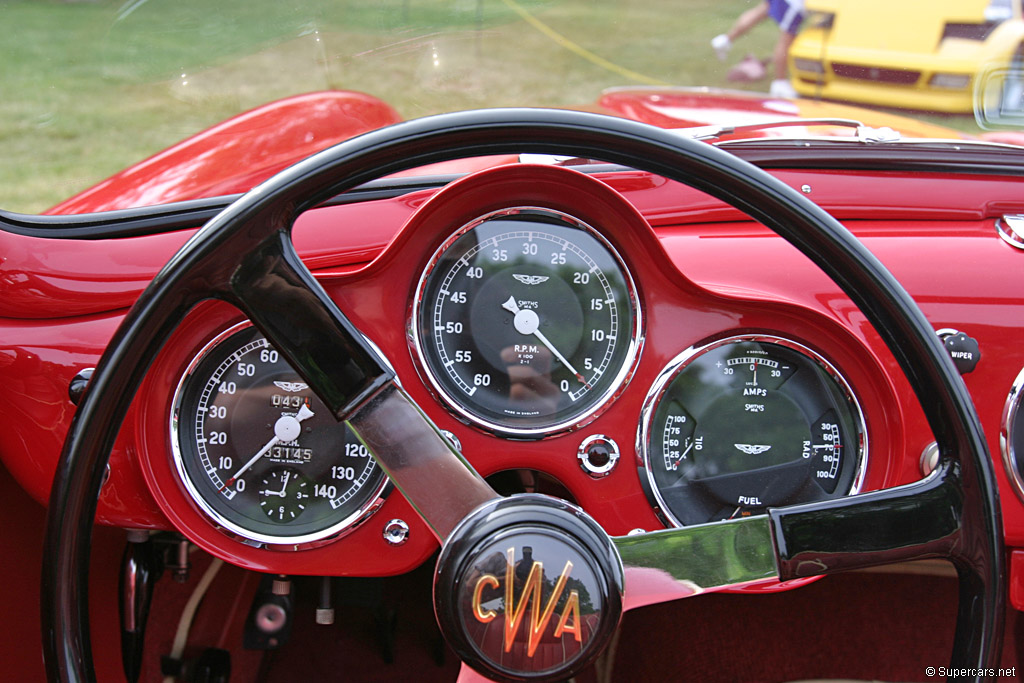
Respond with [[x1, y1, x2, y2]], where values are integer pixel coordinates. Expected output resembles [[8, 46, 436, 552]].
[[221, 403, 314, 491], [501, 295, 586, 384]]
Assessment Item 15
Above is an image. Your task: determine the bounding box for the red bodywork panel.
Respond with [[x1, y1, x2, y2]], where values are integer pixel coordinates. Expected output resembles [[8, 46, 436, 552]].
[[4, 89, 1024, 680], [597, 88, 965, 139], [45, 91, 404, 214], [38, 86, 1024, 221], [598, 88, 1024, 147]]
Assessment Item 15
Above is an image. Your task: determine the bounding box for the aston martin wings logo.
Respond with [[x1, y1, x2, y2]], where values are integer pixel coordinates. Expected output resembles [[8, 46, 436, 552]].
[[513, 274, 549, 286], [734, 444, 771, 455], [274, 381, 308, 393]]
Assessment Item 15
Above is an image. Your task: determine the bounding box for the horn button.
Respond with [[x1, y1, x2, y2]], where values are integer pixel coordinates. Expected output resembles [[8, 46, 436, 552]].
[[434, 494, 624, 682]]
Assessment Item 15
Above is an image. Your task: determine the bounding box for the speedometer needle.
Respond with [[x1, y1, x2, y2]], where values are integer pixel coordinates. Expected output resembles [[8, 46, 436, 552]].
[[501, 296, 586, 384], [221, 403, 314, 491]]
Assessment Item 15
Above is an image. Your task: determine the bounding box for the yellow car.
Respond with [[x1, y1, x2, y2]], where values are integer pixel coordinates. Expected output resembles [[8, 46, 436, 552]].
[[790, 0, 1024, 112]]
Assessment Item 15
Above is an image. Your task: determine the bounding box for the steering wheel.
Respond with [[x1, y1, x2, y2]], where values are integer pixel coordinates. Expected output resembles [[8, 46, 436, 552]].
[[42, 109, 1005, 682]]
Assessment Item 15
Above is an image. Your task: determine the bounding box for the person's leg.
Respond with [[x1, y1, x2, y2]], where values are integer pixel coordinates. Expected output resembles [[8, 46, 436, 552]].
[[769, 30, 798, 97], [772, 29, 795, 81], [768, 0, 802, 97], [712, 1, 769, 60], [728, 2, 770, 42]]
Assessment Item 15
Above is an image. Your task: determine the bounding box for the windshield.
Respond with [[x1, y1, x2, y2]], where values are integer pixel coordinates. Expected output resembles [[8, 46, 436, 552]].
[[3, 0, 1014, 214]]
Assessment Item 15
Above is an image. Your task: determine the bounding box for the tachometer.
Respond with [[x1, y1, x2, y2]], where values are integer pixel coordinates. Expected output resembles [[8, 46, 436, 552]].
[[412, 207, 641, 437], [171, 324, 389, 547], [640, 335, 866, 526]]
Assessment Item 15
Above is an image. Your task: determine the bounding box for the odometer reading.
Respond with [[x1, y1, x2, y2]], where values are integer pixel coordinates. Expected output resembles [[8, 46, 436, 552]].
[[641, 336, 866, 526], [171, 325, 388, 546], [413, 208, 641, 436]]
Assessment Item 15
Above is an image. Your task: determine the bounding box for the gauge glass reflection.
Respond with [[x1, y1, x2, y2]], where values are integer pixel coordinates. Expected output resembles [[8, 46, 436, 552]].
[[412, 207, 641, 437], [641, 336, 866, 526]]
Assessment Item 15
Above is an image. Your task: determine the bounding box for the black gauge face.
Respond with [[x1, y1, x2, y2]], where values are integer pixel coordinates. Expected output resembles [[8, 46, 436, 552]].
[[1002, 367, 1024, 503], [172, 325, 388, 546], [642, 336, 866, 526], [413, 207, 641, 436]]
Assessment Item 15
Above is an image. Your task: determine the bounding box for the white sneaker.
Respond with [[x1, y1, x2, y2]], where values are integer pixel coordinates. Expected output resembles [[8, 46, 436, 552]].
[[711, 34, 732, 61], [770, 78, 798, 99]]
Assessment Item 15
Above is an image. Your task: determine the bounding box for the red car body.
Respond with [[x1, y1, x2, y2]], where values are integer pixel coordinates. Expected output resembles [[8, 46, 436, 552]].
[[3, 88, 1024, 681]]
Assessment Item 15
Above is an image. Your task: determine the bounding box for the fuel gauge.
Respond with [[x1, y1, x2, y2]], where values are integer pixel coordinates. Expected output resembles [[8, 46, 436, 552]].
[[639, 335, 867, 526]]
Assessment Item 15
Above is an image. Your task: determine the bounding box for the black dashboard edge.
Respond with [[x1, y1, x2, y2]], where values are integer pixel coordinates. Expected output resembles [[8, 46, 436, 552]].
[[5, 142, 1024, 241], [0, 175, 463, 240]]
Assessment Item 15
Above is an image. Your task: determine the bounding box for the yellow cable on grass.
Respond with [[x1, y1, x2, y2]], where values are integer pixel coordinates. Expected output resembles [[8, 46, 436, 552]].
[[501, 0, 670, 87]]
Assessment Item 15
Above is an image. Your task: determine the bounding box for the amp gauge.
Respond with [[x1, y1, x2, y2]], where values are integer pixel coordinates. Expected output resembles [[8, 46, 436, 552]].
[[639, 335, 867, 526]]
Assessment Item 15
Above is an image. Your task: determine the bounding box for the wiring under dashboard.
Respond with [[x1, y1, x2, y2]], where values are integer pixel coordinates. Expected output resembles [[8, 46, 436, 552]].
[[163, 557, 224, 683]]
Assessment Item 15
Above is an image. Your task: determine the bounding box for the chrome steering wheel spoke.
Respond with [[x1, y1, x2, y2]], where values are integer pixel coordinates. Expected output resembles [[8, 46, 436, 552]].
[[613, 455, 963, 611], [614, 516, 777, 611], [226, 229, 498, 541]]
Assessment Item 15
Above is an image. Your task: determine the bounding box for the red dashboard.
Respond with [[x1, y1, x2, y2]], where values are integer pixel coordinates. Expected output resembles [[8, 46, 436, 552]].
[[3, 157, 1024, 587]]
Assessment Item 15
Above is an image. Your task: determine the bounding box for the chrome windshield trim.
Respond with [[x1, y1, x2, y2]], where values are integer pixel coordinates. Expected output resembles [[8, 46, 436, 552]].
[[680, 118, 869, 141], [718, 135, 1024, 152]]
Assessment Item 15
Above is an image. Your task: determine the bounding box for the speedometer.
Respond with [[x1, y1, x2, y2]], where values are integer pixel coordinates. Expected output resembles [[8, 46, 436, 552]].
[[412, 207, 641, 437], [640, 335, 866, 526], [171, 324, 389, 547]]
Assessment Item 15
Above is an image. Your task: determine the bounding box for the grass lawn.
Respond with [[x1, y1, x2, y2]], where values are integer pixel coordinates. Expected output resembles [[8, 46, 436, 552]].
[[0, 0, 985, 213]]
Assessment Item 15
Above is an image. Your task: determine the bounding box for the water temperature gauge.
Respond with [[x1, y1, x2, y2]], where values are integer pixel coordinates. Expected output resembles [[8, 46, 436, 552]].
[[640, 335, 866, 526]]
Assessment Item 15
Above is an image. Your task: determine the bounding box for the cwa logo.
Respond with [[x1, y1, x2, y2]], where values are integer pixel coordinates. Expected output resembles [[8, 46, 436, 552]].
[[470, 546, 583, 657]]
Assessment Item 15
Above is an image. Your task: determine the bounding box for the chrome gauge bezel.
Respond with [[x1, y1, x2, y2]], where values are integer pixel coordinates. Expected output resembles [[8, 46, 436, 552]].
[[169, 322, 390, 549], [1000, 366, 1024, 504], [410, 206, 643, 438], [637, 333, 868, 528]]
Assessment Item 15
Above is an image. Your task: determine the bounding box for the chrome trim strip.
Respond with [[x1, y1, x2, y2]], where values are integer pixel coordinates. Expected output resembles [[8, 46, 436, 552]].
[[680, 118, 869, 141], [719, 136, 1024, 152]]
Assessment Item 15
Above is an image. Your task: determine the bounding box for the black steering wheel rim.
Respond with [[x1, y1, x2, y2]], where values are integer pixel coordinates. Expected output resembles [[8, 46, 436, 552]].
[[42, 108, 1004, 681]]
